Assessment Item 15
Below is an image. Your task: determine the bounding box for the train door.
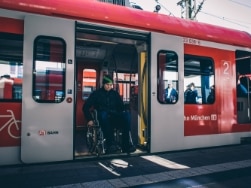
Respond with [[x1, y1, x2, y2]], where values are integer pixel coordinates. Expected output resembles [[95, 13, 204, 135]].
[[21, 15, 75, 163], [74, 22, 149, 156], [150, 32, 184, 153]]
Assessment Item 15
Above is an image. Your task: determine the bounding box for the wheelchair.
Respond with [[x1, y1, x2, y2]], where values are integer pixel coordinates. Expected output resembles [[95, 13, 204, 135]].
[[86, 110, 106, 156], [86, 110, 134, 156]]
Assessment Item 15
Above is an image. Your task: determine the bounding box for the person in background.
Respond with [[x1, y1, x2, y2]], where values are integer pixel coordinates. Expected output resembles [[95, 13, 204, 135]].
[[83, 75, 136, 154], [184, 82, 198, 104], [207, 85, 215, 104], [164, 81, 178, 104], [237, 72, 248, 97]]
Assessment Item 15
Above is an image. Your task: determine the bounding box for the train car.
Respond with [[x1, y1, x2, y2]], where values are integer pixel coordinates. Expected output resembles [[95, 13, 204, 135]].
[[0, 0, 251, 165]]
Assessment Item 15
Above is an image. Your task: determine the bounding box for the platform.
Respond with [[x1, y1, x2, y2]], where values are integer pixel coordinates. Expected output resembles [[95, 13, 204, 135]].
[[1, 144, 251, 187]]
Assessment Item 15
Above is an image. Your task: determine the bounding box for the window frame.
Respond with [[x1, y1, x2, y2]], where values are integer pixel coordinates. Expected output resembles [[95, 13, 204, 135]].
[[32, 36, 66, 103], [157, 50, 179, 104], [184, 54, 215, 105]]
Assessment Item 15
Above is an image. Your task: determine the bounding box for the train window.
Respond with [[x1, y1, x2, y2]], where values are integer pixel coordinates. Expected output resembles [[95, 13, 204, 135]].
[[157, 50, 178, 104], [113, 72, 137, 104], [33, 36, 66, 103], [184, 55, 214, 104], [82, 69, 96, 100], [0, 33, 23, 101]]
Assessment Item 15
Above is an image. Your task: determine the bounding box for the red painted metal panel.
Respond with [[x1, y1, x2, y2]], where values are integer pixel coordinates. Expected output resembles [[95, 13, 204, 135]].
[[0, 0, 250, 47], [0, 103, 21, 147], [0, 17, 23, 34], [184, 44, 251, 136]]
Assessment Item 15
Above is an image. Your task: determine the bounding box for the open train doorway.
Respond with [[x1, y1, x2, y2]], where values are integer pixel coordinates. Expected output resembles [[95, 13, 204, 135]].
[[236, 50, 251, 124], [74, 22, 150, 158]]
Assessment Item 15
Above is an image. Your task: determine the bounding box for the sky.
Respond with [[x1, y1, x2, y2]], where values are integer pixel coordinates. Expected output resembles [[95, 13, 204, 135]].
[[129, 0, 251, 34]]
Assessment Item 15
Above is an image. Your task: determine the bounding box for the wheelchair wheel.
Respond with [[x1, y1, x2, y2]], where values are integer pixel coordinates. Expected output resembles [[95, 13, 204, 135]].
[[114, 128, 123, 151], [96, 145, 102, 156], [86, 126, 97, 154], [96, 128, 105, 156]]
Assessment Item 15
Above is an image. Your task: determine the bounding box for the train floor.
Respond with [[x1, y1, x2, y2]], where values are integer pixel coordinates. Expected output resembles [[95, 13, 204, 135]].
[[74, 128, 146, 158], [74, 128, 90, 156], [1, 144, 251, 187]]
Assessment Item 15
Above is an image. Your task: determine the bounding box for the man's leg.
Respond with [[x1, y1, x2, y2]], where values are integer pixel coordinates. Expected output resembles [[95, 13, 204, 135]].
[[114, 111, 135, 153], [121, 111, 130, 150], [98, 111, 113, 148]]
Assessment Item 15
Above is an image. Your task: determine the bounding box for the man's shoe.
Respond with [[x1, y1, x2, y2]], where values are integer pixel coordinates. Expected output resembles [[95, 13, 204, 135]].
[[128, 145, 136, 153]]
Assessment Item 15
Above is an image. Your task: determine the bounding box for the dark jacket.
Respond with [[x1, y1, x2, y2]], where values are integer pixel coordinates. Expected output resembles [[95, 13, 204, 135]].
[[164, 88, 178, 103], [83, 87, 124, 122], [207, 89, 215, 104], [184, 89, 198, 104]]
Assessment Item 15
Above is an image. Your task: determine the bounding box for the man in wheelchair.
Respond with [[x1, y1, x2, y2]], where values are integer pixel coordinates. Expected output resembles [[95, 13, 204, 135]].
[[83, 74, 136, 154]]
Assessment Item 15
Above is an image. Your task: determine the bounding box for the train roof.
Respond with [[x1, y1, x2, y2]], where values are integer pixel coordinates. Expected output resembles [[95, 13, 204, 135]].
[[0, 0, 251, 48]]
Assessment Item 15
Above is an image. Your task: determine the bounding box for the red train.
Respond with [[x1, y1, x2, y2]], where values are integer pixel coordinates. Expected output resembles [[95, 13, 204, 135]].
[[0, 0, 251, 165]]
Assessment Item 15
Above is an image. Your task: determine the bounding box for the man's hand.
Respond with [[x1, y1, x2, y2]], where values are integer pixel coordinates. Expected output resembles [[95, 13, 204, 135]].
[[87, 120, 94, 126]]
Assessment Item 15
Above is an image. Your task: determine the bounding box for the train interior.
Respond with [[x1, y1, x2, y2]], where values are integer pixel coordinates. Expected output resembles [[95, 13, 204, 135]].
[[74, 23, 149, 157], [236, 50, 251, 124]]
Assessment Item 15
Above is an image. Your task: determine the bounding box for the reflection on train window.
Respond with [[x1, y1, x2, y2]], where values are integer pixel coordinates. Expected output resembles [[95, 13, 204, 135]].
[[55, 90, 64, 102], [0, 33, 23, 101], [157, 50, 178, 104], [82, 69, 96, 100], [184, 55, 214, 104], [32, 36, 66, 103]]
